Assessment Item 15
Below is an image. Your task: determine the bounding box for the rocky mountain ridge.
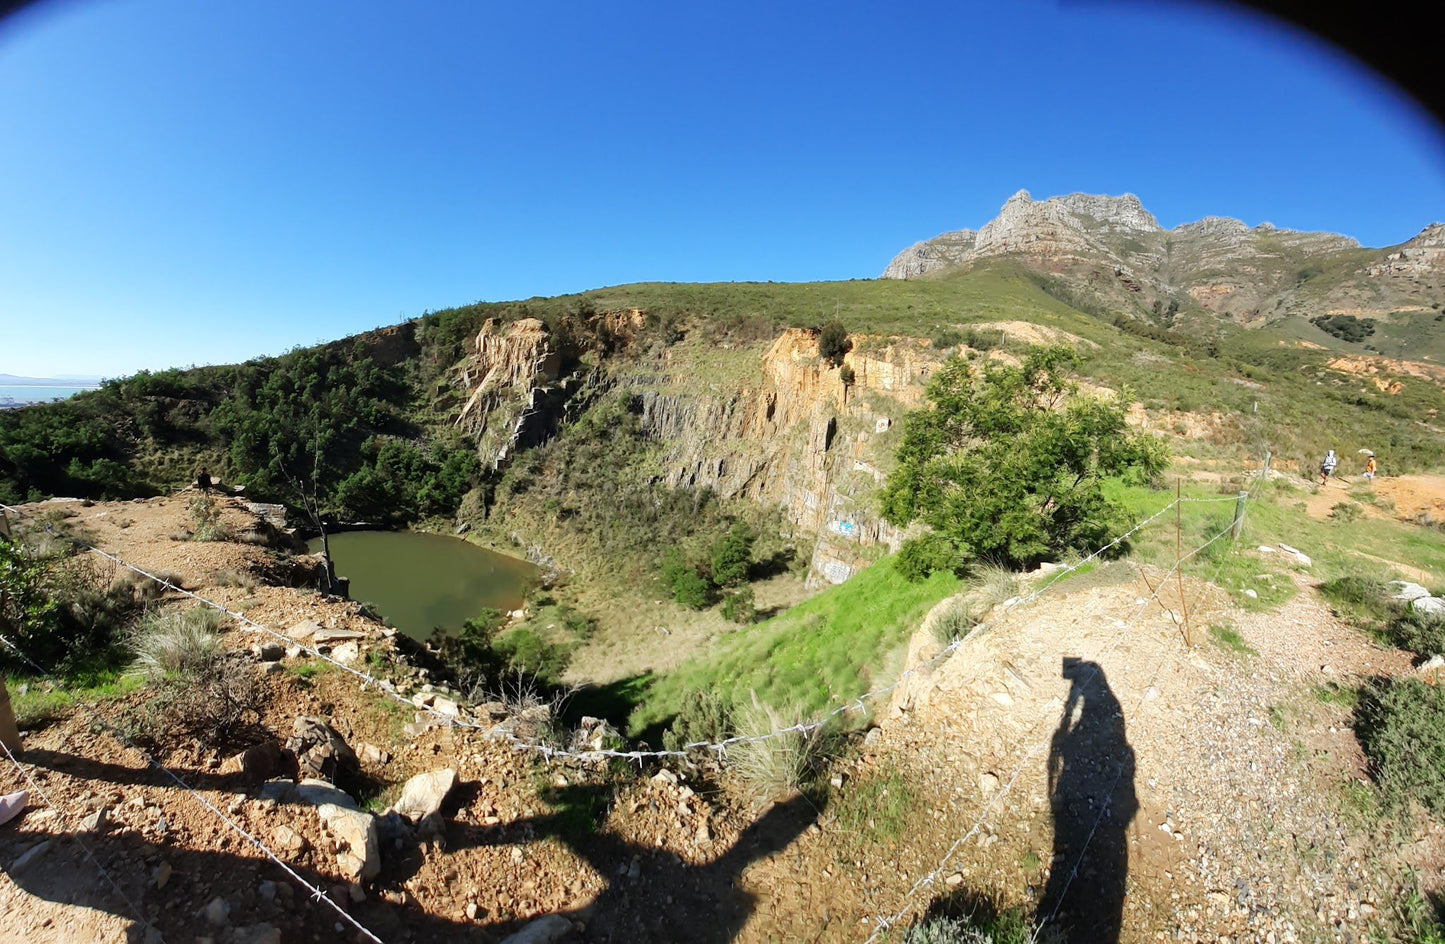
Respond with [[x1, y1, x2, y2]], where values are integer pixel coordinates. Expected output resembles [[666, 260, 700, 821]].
[[884, 190, 1442, 328]]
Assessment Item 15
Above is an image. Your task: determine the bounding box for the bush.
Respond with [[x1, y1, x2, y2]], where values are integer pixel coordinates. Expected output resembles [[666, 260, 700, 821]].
[[1355, 678, 1445, 816], [839, 364, 856, 386], [1329, 501, 1362, 523], [662, 689, 733, 752], [727, 692, 827, 804], [1391, 610, 1445, 658], [187, 493, 230, 542], [930, 565, 1020, 644], [661, 549, 716, 609], [897, 533, 968, 582], [720, 586, 756, 624], [127, 607, 263, 750], [493, 627, 571, 684], [129, 651, 265, 750], [903, 901, 1034, 944], [709, 522, 756, 589], [1, 539, 143, 671], [818, 320, 851, 367], [128, 607, 227, 678]]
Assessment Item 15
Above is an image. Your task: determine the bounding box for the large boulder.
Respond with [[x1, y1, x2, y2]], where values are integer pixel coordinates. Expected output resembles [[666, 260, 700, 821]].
[[315, 802, 380, 883], [285, 717, 358, 781], [392, 769, 458, 823]]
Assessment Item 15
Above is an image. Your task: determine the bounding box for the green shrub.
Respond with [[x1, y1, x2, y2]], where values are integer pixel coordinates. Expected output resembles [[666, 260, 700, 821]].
[[709, 522, 756, 588], [904, 908, 1033, 944], [720, 586, 756, 624], [493, 627, 571, 684], [1, 539, 143, 671], [932, 328, 964, 351], [661, 689, 732, 751], [1329, 501, 1362, 523], [818, 320, 851, 366], [897, 533, 968, 582], [1391, 611, 1445, 658], [1355, 678, 1445, 816]]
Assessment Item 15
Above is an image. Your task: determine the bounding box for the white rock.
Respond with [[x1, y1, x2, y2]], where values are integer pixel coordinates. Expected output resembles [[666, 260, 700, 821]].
[[287, 620, 323, 640], [1276, 543, 1311, 567], [330, 641, 361, 665], [316, 803, 380, 882], [1418, 654, 1445, 673], [1243, 589, 1258, 599], [1257, 546, 1276, 554], [312, 627, 366, 644], [393, 769, 458, 822], [1389, 580, 1431, 602], [1413, 596, 1445, 617]]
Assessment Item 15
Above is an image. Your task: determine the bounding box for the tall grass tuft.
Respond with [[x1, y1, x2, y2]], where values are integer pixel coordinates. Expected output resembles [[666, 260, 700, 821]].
[[727, 691, 826, 805], [129, 607, 226, 678], [932, 564, 1021, 645]]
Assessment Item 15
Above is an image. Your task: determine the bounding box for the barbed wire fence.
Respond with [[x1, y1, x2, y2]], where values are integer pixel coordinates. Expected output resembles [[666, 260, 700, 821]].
[[0, 628, 388, 944], [863, 466, 1270, 942], [0, 477, 1262, 943], [0, 492, 1239, 767]]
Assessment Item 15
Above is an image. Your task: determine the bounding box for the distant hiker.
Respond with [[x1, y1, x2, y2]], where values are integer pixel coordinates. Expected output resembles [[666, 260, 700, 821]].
[[1319, 450, 1337, 486], [1363, 455, 1377, 481], [196, 467, 212, 494]]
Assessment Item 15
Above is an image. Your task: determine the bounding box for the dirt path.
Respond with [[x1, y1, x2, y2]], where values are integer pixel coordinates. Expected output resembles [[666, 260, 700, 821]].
[[724, 565, 1436, 942]]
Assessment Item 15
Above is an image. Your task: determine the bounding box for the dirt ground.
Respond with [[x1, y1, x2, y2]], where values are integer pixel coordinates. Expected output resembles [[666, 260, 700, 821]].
[[3, 494, 1443, 943]]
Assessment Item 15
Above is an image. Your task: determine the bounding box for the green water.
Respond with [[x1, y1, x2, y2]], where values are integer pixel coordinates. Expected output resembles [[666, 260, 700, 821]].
[[308, 531, 538, 641]]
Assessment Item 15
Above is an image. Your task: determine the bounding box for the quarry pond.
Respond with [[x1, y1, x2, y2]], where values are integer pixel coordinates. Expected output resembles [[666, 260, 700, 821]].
[[306, 530, 537, 641]]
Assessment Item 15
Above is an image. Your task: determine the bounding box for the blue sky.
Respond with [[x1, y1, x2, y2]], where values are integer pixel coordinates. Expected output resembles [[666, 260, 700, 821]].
[[2, 0, 1442, 377]]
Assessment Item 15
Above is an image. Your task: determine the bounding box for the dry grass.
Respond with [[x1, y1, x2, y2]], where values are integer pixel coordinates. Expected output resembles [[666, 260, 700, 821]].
[[727, 691, 827, 805]]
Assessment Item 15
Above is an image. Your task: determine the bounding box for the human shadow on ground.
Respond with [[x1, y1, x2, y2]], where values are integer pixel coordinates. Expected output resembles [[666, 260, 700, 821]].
[[1037, 657, 1138, 943], [378, 780, 819, 943], [3, 756, 817, 944]]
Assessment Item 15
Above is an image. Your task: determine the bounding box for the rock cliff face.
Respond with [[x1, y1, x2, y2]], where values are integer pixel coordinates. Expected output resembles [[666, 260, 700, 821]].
[[453, 318, 563, 469], [880, 190, 1442, 326], [635, 330, 938, 587], [453, 317, 941, 587]]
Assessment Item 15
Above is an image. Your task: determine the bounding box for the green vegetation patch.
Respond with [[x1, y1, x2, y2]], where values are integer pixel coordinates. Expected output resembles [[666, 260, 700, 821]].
[[1355, 678, 1445, 818], [632, 556, 961, 735]]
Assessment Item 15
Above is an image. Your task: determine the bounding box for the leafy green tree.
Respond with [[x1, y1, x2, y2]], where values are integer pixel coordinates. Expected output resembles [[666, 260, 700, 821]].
[[881, 345, 1166, 573], [709, 522, 756, 588], [818, 320, 851, 367]]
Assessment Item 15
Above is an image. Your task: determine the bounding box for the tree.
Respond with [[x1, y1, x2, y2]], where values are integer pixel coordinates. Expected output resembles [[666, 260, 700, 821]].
[[881, 345, 1166, 574], [709, 522, 756, 588], [818, 321, 851, 367]]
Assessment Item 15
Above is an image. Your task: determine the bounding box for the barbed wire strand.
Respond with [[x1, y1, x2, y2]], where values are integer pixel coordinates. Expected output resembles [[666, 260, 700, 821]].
[[0, 631, 385, 944], [0, 492, 1188, 764], [0, 735, 163, 942]]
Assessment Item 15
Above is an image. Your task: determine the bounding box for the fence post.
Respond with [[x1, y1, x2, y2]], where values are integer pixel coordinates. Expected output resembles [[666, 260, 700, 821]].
[[1231, 491, 1249, 542], [0, 680, 20, 756]]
